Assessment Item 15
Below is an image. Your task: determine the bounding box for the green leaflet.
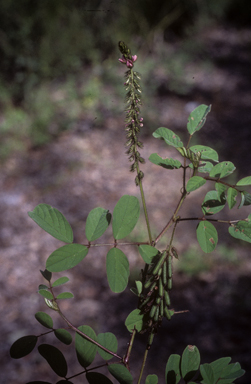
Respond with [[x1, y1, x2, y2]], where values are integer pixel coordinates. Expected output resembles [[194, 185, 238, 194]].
[[10, 335, 38, 359], [75, 325, 98, 368], [112, 195, 140, 239], [35, 312, 53, 329], [190, 145, 218, 162], [38, 289, 53, 300], [196, 221, 218, 253], [52, 276, 69, 287], [236, 176, 251, 186], [46, 244, 88, 272], [229, 220, 251, 243], [187, 104, 211, 135], [198, 161, 214, 173], [38, 344, 68, 377], [108, 364, 133, 384], [209, 161, 236, 178], [125, 309, 144, 332], [238, 191, 251, 208], [149, 153, 182, 169], [54, 329, 72, 345], [227, 187, 238, 209], [106, 248, 130, 293], [85, 207, 111, 242], [28, 203, 73, 243], [138, 244, 159, 264], [145, 374, 158, 384], [97, 332, 118, 360], [202, 190, 226, 215], [215, 183, 227, 200], [200, 364, 214, 384], [181, 345, 200, 382], [56, 292, 74, 299], [186, 176, 206, 192], [165, 354, 181, 384], [152, 127, 183, 148]]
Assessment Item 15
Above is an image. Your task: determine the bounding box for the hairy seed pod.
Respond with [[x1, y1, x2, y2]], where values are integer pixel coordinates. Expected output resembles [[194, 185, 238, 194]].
[[168, 255, 172, 279], [154, 306, 159, 322], [144, 275, 156, 289], [162, 261, 167, 285], [164, 307, 171, 320], [152, 251, 167, 275], [168, 278, 172, 290], [147, 332, 155, 349], [158, 276, 163, 298], [160, 298, 164, 317], [164, 290, 171, 307], [149, 304, 157, 319]]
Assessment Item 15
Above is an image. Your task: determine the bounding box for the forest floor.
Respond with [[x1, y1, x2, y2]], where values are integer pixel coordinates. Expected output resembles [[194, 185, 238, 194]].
[[1, 24, 251, 384]]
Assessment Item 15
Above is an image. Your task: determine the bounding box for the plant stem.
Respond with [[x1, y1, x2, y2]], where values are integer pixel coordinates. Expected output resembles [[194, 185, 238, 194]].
[[137, 164, 153, 244]]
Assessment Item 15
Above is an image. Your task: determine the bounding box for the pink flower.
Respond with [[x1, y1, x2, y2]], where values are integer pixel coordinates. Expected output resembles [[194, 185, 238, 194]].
[[118, 54, 137, 68]]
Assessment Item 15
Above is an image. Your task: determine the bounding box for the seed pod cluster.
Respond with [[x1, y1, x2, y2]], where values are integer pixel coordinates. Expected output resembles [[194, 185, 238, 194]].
[[139, 250, 174, 333]]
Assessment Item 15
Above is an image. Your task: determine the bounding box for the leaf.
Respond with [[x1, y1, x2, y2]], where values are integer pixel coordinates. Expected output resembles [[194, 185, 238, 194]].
[[215, 183, 227, 200], [38, 289, 53, 300], [227, 187, 238, 209], [10, 335, 38, 359], [152, 127, 183, 148], [56, 381, 74, 384], [238, 191, 245, 209], [145, 374, 158, 384], [165, 354, 181, 384], [35, 312, 53, 329], [108, 364, 133, 384], [106, 248, 129, 293], [202, 190, 226, 215], [190, 145, 218, 162], [242, 191, 251, 206], [85, 207, 111, 242], [149, 153, 182, 169], [181, 345, 200, 382], [54, 329, 72, 345], [209, 357, 232, 382], [135, 281, 143, 295], [46, 244, 88, 272], [56, 292, 74, 299], [26, 382, 52, 384], [186, 176, 206, 192], [187, 104, 211, 135], [125, 309, 144, 332], [86, 372, 113, 384], [52, 277, 69, 287], [38, 344, 67, 377], [229, 221, 251, 243], [97, 332, 118, 360], [75, 325, 98, 368], [219, 362, 245, 381], [196, 221, 218, 253], [112, 195, 140, 239], [236, 176, 251, 186], [39, 284, 49, 290], [138, 245, 159, 264], [209, 162, 236, 179], [28, 204, 73, 243], [198, 161, 214, 173], [200, 363, 215, 384], [40, 269, 52, 282]]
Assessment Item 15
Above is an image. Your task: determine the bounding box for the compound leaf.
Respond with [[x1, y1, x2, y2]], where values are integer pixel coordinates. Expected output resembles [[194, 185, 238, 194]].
[[190, 145, 218, 162], [145, 374, 158, 384], [165, 354, 181, 384], [108, 364, 133, 384], [181, 345, 200, 382], [186, 176, 206, 192], [52, 277, 69, 287], [187, 104, 211, 135], [125, 309, 144, 333], [209, 162, 236, 179], [10, 335, 38, 359], [54, 329, 72, 345], [138, 245, 159, 264], [46, 244, 88, 272], [196, 221, 218, 253], [75, 325, 98, 368], [152, 127, 183, 148], [28, 204, 73, 243], [38, 344, 67, 377], [86, 372, 113, 384], [112, 195, 140, 240], [202, 190, 226, 215], [97, 332, 118, 360], [106, 248, 129, 293], [149, 153, 182, 169], [227, 187, 238, 209], [85, 207, 111, 242], [35, 312, 53, 329], [229, 221, 251, 243]]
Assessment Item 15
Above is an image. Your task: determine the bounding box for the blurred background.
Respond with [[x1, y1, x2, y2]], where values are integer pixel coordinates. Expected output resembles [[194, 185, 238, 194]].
[[1, 0, 251, 383]]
